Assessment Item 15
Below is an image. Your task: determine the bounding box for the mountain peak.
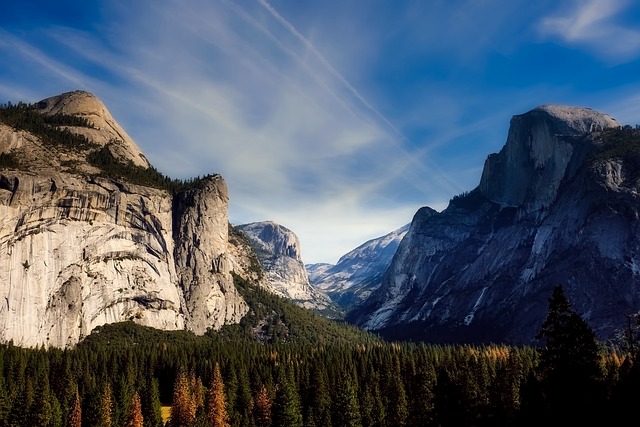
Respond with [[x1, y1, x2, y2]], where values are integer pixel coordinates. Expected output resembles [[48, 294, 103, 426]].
[[479, 104, 620, 210], [529, 104, 619, 134], [36, 90, 150, 169]]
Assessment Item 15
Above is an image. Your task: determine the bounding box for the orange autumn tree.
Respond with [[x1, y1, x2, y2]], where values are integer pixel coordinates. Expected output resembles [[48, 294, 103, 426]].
[[171, 368, 196, 427], [207, 363, 230, 427], [254, 385, 272, 427], [69, 388, 82, 427], [126, 391, 144, 427]]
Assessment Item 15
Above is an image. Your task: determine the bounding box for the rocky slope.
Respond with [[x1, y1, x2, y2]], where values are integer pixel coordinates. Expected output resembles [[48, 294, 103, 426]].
[[0, 91, 251, 347], [350, 105, 640, 345], [235, 221, 337, 314], [307, 224, 409, 309]]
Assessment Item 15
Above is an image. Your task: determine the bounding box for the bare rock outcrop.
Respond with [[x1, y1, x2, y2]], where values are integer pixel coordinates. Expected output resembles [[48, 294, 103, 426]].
[[236, 221, 336, 313], [173, 177, 247, 333], [0, 91, 249, 347], [350, 105, 640, 345]]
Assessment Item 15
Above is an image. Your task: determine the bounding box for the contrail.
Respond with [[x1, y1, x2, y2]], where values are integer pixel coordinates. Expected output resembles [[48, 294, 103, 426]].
[[257, 0, 406, 140]]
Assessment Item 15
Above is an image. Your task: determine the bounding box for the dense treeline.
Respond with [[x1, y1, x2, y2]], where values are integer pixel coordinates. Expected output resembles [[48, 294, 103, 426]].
[[86, 144, 210, 193], [0, 102, 96, 151], [0, 102, 211, 193], [594, 124, 640, 182], [0, 285, 639, 426], [0, 327, 539, 427]]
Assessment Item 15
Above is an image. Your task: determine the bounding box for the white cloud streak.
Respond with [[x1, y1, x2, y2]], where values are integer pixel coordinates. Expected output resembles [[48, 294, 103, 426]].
[[540, 0, 640, 61], [6, 1, 635, 262]]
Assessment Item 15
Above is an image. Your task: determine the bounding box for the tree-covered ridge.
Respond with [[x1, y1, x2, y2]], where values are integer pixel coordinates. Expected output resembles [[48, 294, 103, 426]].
[[592, 125, 640, 183], [86, 144, 210, 192], [209, 273, 378, 345], [0, 101, 97, 151], [0, 101, 213, 193], [595, 125, 640, 159]]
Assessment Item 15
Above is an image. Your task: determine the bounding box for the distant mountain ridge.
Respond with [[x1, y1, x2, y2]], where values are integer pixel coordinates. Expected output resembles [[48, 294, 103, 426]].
[[235, 221, 338, 315], [349, 105, 640, 345], [307, 224, 409, 309]]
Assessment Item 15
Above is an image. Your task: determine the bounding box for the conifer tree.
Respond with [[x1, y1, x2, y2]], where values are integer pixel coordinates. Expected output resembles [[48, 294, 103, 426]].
[[171, 368, 196, 427], [383, 359, 408, 427], [126, 391, 144, 427], [207, 363, 230, 427], [233, 365, 253, 427], [254, 385, 272, 427], [309, 367, 331, 427], [141, 377, 163, 427], [30, 370, 53, 427], [69, 388, 82, 427], [96, 382, 113, 427], [272, 367, 303, 427], [408, 365, 436, 426], [534, 285, 605, 423], [51, 394, 63, 427], [332, 369, 362, 427]]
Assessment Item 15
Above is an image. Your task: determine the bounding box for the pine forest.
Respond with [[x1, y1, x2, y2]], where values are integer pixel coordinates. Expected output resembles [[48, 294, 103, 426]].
[[0, 285, 639, 426]]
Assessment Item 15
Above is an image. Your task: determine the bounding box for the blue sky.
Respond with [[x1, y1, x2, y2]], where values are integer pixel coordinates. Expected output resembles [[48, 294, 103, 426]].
[[2, 0, 640, 264]]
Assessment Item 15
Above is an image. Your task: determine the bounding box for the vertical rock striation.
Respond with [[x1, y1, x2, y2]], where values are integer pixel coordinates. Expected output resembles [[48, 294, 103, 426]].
[[173, 176, 246, 333], [0, 91, 249, 347], [350, 105, 640, 345]]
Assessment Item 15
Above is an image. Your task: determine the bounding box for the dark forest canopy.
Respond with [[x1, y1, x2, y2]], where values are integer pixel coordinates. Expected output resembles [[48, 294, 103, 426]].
[[1, 285, 640, 426]]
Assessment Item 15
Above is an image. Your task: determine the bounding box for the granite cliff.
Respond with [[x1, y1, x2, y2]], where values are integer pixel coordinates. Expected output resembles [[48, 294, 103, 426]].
[[235, 221, 337, 315], [0, 91, 250, 347], [350, 105, 640, 344]]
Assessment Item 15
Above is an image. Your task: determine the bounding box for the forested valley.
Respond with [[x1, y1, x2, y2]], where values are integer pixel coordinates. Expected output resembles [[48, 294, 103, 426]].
[[0, 284, 639, 427]]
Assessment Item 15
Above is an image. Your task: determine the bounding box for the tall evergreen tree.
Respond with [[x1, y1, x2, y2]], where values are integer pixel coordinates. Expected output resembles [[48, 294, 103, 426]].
[[207, 363, 230, 427], [69, 388, 82, 427], [126, 392, 144, 427], [141, 377, 163, 427], [383, 358, 408, 427], [308, 367, 331, 427], [29, 369, 53, 427], [534, 285, 605, 423], [272, 367, 303, 427], [332, 369, 362, 427], [96, 382, 113, 427]]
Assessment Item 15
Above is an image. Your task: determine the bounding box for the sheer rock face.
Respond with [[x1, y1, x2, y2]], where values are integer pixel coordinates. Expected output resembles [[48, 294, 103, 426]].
[[350, 105, 640, 345], [173, 177, 246, 334], [0, 91, 248, 348], [235, 221, 335, 312]]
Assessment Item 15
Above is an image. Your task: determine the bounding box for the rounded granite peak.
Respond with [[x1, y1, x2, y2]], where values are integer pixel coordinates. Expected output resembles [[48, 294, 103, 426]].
[[528, 104, 620, 134], [36, 90, 104, 116], [35, 90, 150, 169]]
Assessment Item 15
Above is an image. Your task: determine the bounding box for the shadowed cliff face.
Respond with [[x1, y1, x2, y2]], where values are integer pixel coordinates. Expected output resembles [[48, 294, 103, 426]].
[[350, 105, 640, 345], [0, 91, 249, 348], [479, 105, 619, 212]]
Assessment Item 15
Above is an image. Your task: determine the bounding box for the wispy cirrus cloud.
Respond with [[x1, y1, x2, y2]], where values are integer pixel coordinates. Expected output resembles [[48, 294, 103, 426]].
[[539, 0, 640, 61], [4, 0, 640, 262]]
